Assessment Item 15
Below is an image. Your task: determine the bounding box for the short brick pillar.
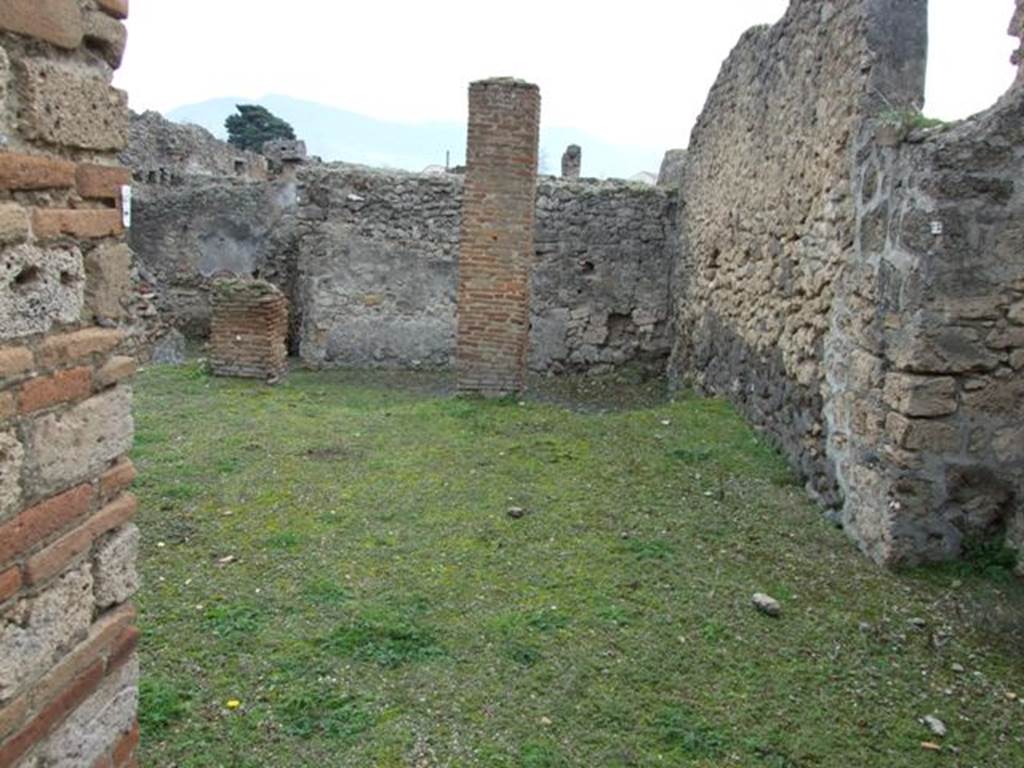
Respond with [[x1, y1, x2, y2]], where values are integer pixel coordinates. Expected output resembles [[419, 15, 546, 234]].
[[209, 278, 289, 381], [455, 77, 541, 395]]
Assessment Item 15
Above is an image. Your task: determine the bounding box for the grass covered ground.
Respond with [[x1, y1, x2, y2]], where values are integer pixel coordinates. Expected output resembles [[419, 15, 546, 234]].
[[133, 363, 1024, 767]]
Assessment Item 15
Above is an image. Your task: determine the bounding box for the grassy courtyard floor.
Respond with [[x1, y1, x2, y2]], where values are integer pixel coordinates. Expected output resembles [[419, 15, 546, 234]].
[[133, 363, 1023, 767]]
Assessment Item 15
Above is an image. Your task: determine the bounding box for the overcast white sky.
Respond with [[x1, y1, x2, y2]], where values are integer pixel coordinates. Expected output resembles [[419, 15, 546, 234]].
[[115, 1, 1018, 152]]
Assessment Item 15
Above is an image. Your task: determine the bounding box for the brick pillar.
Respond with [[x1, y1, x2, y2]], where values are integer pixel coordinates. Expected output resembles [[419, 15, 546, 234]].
[[455, 77, 541, 395], [209, 278, 289, 382], [0, 1, 140, 766], [561, 144, 581, 180]]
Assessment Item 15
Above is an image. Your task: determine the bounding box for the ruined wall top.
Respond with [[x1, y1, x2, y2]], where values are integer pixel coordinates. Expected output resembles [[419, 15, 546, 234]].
[[121, 110, 267, 183], [263, 138, 308, 164], [1013, 0, 1024, 82]]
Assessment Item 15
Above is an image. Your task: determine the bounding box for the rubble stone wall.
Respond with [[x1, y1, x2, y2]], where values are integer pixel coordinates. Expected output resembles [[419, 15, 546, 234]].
[[121, 110, 266, 184], [668, 0, 927, 506], [295, 164, 462, 369], [827, 18, 1024, 565], [0, 1, 140, 764], [294, 165, 675, 373]]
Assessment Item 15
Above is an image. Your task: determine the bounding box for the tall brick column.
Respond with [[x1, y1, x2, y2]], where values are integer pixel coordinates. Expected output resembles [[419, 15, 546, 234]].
[[0, 1, 141, 766], [455, 77, 541, 395]]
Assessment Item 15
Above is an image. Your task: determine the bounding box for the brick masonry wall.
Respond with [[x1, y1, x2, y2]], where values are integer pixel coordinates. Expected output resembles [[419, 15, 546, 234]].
[[0, 1, 140, 765], [455, 78, 541, 395], [209, 278, 289, 381]]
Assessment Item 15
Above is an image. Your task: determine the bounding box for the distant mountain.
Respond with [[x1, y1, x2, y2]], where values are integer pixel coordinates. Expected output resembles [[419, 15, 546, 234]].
[[166, 95, 662, 180]]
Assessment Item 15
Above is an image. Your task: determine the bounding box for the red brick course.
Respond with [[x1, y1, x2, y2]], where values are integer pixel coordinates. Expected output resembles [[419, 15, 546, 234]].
[[18, 366, 92, 414], [0, 483, 94, 567], [25, 493, 137, 585], [0, 152, 77, 191], [0, 565, 22, 603], [32, 208, 124, 240], [111, 720, 139, 766], [0, 0, 83, 49], [99, 459, 136, 500], [76, 164, 132, 200], [0, 661, 104, 767]]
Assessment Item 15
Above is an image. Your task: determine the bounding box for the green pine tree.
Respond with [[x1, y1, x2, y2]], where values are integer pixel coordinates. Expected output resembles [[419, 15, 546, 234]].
[[225, 105, 297, 153]]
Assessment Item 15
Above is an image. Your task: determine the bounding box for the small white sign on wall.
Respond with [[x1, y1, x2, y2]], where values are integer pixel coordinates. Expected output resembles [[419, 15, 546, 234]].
[[121, 185, 132, 228]]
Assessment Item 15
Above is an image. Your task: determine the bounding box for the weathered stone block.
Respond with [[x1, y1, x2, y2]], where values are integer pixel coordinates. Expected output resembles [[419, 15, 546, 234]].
[[885, 412, 960, 453], [1009, 301, 1024, 325], [92, 523, 138, 608], [992, 426, 1024, 463], [16, 59, 128, 150], [0, 565, 93, 702], [0, 204, 30, 246], [84, 242, 132, 321], [0, 243, 84, 341], [0, 0, 83, 50], [961, 376, 1024, 416], [882, 373, 958, 417], [891, 327, 1002, 373], [0, 429, 23, 521], [94, 356, 135, 389], [25, 388, 133, 496], [37, 328, 123, 368], [0, 346, 33, 379], [82, 10, 126, 68]]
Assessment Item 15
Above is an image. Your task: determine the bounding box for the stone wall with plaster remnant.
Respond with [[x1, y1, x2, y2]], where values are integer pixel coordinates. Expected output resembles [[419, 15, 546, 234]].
[[129, 178, 300, 341], [295, 163, 463, 369], [294, 164, 675, 373], [0, 0, 141, 764]]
